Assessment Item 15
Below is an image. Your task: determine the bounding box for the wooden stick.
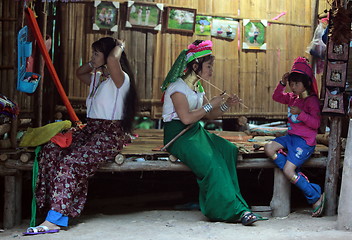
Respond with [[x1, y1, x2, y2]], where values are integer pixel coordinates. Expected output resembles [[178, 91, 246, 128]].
[[196, 75, 249, 109], [160, 124, 194, 151]]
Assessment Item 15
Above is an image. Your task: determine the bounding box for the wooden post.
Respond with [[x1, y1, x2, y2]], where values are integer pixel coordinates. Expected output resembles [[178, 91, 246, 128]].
[[324, 116, 342, 216], [15, 173, 23, 225], [337, 119, 352, 230], [37, 1, 47, 127], [3, 172, 22, 228], [4, 175, 16, 229], [270, 168, 291, 217], [10, 118, 18, 149]]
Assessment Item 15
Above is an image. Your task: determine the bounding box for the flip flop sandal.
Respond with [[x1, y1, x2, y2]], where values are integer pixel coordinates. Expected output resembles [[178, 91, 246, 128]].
[[312, 192, 326, 217], [23, 225, 60, 235], [241, 212, 259, 226]]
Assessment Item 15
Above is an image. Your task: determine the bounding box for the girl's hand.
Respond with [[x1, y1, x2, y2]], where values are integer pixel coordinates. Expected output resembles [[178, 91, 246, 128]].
[[226, 94, 241, 107], [281, 72, 290, 86], [290, 106, 301, 115]]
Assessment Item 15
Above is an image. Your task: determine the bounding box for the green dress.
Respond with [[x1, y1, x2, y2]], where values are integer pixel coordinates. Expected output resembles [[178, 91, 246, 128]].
[[164, 120, 250, 222]]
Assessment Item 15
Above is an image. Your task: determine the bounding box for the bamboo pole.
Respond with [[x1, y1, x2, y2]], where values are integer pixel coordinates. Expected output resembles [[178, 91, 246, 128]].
[[196, 74, 249, 109]]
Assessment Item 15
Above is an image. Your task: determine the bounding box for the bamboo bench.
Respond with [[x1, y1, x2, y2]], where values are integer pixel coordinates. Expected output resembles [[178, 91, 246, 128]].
[[0, 129, 329, 229]]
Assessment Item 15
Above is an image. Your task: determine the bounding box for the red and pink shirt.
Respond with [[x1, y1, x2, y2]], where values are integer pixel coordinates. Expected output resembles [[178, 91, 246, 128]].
[[272, 83, 321, 146]]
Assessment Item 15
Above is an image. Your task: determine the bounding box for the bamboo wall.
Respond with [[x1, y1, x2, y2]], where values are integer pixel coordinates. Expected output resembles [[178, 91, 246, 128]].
[[1, 0, 332, 122], [0, 1, 20, 107], [55, 0, 323, 120], [152, 0, 317, 119]]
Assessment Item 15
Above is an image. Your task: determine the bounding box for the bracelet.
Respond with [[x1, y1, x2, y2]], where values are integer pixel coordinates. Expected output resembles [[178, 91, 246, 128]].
[[203, 103, 213, 113], [119, 44, 125, 52], [88, 61, 94, 68], [280, 80, 286, 86], [220, 103, 229, 112]]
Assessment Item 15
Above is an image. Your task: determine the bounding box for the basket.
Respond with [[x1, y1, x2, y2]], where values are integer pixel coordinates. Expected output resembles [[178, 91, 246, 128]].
[[17, 26, 41, 94]]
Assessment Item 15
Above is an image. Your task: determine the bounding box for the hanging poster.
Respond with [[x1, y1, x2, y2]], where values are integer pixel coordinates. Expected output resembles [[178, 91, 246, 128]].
[[210, 17, 238, 40], [195, 15, 212, 36]]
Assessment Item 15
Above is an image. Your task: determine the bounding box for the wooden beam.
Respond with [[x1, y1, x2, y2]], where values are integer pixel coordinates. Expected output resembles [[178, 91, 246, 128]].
[[4, 175, 16, 229], [2, 156, 328, 172], [270, 168, 291, 217], [337, 119, 352, 230], [324, 117, 342, 216]]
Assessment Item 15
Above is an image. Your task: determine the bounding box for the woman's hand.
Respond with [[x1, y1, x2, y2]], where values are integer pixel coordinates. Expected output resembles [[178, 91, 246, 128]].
[[209, 95, 223, 109], [107, 39, 125, 88], [225, 94, 241, 107], [115, 39, 125, 51]]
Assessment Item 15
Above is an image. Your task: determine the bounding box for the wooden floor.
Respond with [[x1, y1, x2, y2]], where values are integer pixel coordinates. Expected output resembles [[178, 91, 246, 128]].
[[121, 129, 329, 161], [0, 128, 330, 173]]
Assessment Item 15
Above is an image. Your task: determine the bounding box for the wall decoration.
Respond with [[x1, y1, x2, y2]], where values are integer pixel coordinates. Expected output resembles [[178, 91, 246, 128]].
[[326, 61, 347, 87], [195, 15, 212, 36], [125, 1, 163, 31], [242, 19, 267, 50], [327, 39, 349, 61], [164, 7, 196, 34], [93, 1, 119, 32], [322, 89, 345, 114], [210, 17, 238, 40]]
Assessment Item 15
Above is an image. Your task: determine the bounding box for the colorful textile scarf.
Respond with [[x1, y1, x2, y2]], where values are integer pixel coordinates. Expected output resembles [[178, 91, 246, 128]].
[[0, 94, 19, 118], [291, 57, 319, 97], [161, 40, 213, 92]]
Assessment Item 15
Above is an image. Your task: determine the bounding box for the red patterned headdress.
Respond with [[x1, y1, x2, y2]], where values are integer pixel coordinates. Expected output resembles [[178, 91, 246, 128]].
[[291, 57, 319, 97]]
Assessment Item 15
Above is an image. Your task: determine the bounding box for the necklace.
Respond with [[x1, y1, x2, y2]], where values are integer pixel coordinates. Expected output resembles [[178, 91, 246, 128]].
[[184, 72, 199, 91], [89, 68, 110, 99]]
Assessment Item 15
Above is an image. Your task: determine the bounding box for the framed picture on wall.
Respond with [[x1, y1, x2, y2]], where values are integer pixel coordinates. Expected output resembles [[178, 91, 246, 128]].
[[164, 7, 196, 34], [326, 61, 347, 87], [195, 15, 212, 36], [327, 39, 349, 61], [211, 17, 239, 40], [125, 1, 163, 31], [242, 19, 267, 50], [93, 1, 119, 32]]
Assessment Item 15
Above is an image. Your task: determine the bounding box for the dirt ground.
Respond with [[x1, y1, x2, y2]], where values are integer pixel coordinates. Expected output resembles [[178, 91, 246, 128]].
[[1, 171, 350, 240], [1, 207, 352, 240]]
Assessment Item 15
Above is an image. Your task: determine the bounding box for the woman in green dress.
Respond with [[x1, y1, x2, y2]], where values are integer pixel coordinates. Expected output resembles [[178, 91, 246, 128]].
[[161, 40, 263, 225]]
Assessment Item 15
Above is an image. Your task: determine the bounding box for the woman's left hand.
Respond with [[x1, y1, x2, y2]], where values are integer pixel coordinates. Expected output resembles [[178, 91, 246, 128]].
[[225, 94, 242, 107], [115, 39, 125, 49]]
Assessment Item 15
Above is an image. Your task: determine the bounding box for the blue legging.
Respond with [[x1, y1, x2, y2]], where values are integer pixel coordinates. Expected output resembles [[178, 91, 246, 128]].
[[274, 153, 321, 205], [46, 210, 68, 227]]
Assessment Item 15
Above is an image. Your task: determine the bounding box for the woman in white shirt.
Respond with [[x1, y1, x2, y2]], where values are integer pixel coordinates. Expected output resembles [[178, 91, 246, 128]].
[[24, 37, 138, 235], [161, 40, 264, 226]]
